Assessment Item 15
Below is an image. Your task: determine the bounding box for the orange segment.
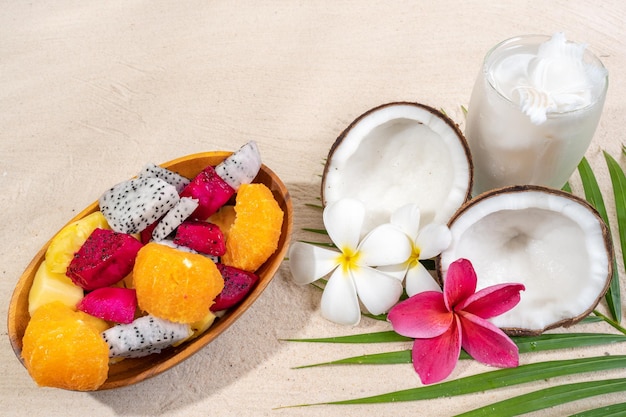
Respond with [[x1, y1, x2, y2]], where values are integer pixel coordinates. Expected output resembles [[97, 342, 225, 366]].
[[133, 242, 224, 323], [221, 183, 284, 272], [208, 205, 236, 242], [21, 302, 109, 391]]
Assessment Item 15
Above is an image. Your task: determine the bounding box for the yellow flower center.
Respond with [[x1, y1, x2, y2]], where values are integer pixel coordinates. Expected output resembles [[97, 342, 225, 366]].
[[408, 243, 421, 268], [337, 246, 361, 273]]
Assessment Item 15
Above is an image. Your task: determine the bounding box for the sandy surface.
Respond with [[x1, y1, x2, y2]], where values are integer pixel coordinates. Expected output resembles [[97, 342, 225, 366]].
[[1, 1, 625, 416]]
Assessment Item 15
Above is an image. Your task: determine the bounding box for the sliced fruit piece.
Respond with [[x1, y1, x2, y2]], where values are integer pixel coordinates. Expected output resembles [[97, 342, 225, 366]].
[[208, 205, 236, 242], [137, 162, 190, 193], [133, 242, 224, 323], [173, 220, 226, 256], [140, 219, 159, 244], [214, 141, 262, 190], [99, 177, 180, 234], [113, 272, 135, 289], [151, 197, 199, 241], [322, 102, 472, 235], [77, 287, 137, 324], [154, 239, 220, 264], [102, 314, 191, 358], [188, 311, 216, 339], [21, 302, 109, 391], [28, 260, 84, 316], [222, 183, 284, 272], [179, 165, 235, 220], [174, 310, 217, 346], [66, 228, 144, 291], [438, 185, 613, 335], [211, 264, 259, 311], [45, 211, 110, 273]]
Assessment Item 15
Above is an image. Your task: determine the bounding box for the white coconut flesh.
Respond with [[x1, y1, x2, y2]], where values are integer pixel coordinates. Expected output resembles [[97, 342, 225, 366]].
[[438, 186, 613, 334], [322, 102, 472, 235]]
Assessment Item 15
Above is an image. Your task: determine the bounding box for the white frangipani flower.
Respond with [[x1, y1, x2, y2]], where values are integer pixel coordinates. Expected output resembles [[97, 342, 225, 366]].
[[379, 204, 452, 297], [289, 198, 412, 326]]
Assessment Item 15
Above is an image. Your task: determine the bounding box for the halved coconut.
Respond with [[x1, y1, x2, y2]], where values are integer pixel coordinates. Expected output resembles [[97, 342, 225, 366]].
[[322, 102, 473, 234], [438, 185, 613, 335]]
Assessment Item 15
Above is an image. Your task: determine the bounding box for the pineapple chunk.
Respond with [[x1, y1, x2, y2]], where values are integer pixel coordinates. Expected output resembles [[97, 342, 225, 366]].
[[173, 311, 216, 346], [28, 261, 84, 315], [45, 211, 110, 273], [189, 311, 217, 339]]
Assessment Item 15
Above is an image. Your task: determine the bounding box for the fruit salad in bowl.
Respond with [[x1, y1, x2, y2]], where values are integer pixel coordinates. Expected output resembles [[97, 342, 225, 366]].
[[8, 142, 293, 391]]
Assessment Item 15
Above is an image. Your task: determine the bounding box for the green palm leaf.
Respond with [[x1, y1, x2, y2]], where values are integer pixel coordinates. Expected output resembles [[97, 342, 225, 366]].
[[562, 181, 572, 193], [569, 401, 626, 417], [299, 240, 335, 248], [604, 151, 626, 314], [284, 330, 410, 344], [578, 157, 621, 322], [301, 227, 328, 235], [291, 333, 626, 368], [292, 350, 411, 368], [594, 310, 626, 335], [455, 378, 626, 417], [289, 356, 626, 406]]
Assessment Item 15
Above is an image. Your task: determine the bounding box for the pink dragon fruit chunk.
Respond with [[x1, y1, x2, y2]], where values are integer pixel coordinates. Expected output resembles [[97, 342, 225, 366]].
[[99, 177, 180, 234], [102, 315, 191, 358], [173, 220, 226, 256], [179, 165, 235, 220], [66, 228, 143, 291], [137, 163, 190, 193], [77, 287, 137, 324], [151, 197, 199, 241], [211, 264, 259, 312], [140, 219, 160, 244], [215, 141, 262, 191]]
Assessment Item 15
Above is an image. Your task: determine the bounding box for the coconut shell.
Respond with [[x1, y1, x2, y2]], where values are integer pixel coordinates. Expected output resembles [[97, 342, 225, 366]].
[[436, 184, 614, 336]]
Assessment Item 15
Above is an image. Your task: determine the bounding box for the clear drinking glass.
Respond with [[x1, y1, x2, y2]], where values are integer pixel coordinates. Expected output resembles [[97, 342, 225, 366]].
[[465, 34, 608, 196]]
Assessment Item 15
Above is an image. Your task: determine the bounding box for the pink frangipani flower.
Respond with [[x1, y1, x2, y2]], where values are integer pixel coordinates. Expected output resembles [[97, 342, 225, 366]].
[[387, 258, 525, 385]]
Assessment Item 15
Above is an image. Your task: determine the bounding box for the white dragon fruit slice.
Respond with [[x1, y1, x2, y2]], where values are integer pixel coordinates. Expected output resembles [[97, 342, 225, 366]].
[[99, 177, 180, 234], [102, 314, 191, 358], [151, 197, 199, 241], [214, 141, 262, 190], [138, 163, 191, 193]]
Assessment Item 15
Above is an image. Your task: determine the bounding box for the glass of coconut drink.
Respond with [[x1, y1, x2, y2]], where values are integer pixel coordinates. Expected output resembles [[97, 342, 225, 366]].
[[465, 33, 608, 196]]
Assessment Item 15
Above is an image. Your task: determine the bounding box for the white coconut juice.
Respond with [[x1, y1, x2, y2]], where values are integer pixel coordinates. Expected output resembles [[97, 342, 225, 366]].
[[465, 33, 608, 195]]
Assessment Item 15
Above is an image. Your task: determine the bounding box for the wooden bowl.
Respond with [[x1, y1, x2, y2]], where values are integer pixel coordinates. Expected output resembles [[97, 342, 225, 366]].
[[7, 151, 293, 390]]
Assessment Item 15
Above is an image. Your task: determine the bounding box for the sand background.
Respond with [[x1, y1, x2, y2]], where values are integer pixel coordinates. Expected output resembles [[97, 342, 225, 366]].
[[1, 1, 625, 416]]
